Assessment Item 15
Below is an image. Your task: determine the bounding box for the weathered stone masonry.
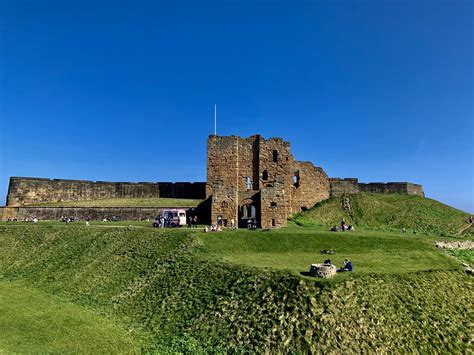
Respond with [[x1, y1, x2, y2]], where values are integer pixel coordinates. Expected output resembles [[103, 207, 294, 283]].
[[6, 177, 206, 207], [329, 178, 424, 197], [206, 135, 331, 229], [206, 135, 424, 228], [2, 134, 424, 225]]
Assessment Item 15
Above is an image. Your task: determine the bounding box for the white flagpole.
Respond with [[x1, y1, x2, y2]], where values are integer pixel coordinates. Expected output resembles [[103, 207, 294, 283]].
[[214, 104, 217, 135]]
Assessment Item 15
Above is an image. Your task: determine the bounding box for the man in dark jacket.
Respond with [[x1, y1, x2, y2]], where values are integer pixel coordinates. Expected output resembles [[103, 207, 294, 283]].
[[337, 258, 353, 272]]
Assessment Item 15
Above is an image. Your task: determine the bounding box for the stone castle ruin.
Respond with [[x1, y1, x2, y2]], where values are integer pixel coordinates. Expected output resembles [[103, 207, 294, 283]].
[[1, 134, 424, 226], [206, 135, 423, 228]]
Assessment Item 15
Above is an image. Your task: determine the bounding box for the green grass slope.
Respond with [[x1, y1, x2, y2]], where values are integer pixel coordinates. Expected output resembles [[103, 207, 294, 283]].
[[292, 193, 471, 236], [0, 280, 141, 353], [27, 197, 203, 207], [0, 224, 472, 353], [197, 226, 460, 275]]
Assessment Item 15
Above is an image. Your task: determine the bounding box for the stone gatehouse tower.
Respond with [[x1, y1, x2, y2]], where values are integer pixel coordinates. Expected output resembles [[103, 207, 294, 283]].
[[206, 135, 330, 228]]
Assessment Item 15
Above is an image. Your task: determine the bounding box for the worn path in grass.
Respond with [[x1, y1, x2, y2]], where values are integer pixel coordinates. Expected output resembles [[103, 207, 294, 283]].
[[0, 280, 141, 353]]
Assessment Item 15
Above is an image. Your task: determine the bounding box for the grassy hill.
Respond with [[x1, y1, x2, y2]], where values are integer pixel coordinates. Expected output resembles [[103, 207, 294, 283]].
[[0, 281, 140, 353], [291, 193, 471, 236], [0, 223, 471, 353], [27, 197, 203, 207]]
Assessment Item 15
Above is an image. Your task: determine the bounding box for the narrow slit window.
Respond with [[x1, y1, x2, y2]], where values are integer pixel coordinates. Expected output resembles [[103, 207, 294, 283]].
[[272, 219, 276, 227], [270, 201, 277, 207], [262, 170, 268, 180], [246, 177, 251, 191], [272, 150, 278, 162]]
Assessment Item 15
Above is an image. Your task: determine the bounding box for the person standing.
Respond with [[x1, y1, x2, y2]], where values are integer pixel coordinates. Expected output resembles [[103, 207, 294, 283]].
[[192, 215, 198, 228], [230, 218, 235, 231]]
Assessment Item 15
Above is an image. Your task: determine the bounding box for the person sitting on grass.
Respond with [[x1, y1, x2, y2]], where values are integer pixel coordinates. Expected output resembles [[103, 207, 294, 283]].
[[337, 258, 353, 272]]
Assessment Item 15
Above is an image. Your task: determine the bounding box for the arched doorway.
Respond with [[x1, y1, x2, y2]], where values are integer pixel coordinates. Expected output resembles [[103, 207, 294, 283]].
[[238, 198, 258, 228]]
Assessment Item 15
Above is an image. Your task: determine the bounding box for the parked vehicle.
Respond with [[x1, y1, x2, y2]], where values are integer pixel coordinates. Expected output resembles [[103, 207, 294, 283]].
[[153, 209, 187, 227]]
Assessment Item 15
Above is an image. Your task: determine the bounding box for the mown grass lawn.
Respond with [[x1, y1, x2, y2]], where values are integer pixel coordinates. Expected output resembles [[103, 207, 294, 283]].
[[196, 225, 461, 277], [0, 280, 142, 353]]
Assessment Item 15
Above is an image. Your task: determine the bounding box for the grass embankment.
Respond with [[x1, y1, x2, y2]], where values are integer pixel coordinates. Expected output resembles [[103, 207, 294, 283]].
[[0, 280, 140, 353], [197, 226, 460, 276], [0, 223, 471, 353], [292, 193, 470, 236], [27, 197, 203, 207]]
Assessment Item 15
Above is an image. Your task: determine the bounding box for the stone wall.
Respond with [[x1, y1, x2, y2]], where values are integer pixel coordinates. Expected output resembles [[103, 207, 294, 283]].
[[258, 136, 294, 222], [329, 178, 359, 197], [330, 178, 424, 197], [292, 161, 330, 212], [206, 135, 330, 228], [3, 134, 425, 228], [359, 182, 424, 197], [206, 136, 240, 226], [6, 177, 206, 206]]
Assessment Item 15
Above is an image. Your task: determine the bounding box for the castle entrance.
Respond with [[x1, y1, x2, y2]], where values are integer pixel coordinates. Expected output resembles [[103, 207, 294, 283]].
[[238, 198, 259, 228]]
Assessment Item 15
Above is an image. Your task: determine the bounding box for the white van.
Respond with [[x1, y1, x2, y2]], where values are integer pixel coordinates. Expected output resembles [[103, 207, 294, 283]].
[[153, 209, 187, 227]]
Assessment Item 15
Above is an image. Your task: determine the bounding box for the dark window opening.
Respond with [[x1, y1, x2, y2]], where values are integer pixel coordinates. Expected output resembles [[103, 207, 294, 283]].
[[270, 201, 277, 207], [262, 170, 268, 180], [272, 150, 278, 162], [272, 219, 276, 227], [265, 183, 273, 188]]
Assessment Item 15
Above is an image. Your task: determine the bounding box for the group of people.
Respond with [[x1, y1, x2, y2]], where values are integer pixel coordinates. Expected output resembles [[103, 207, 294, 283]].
[[204, 224, 223, 232], [246, 218, 257, 230], [330, 219, 354, 232], [187, 216, 199, 228], [322, 258, 353, 272], [6, 217, 38, 223], [61, 216, 80, 223], [155, 215, 181, 228], [205, 217, 236, 232]]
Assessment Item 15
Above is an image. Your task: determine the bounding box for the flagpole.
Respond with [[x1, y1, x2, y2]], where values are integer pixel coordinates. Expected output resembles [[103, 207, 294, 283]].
[[214, 104, 217, 135]]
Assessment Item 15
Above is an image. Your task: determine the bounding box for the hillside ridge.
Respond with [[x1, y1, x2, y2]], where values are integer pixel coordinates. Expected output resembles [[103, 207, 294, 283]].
[[292, 193, 471, 236]]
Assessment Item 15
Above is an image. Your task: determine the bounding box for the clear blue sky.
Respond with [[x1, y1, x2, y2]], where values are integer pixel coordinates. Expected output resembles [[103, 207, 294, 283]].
[[0, 0, 472, 212]]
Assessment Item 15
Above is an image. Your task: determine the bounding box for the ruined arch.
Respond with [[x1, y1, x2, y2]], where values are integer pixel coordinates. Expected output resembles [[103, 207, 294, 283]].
[[238, 198, 259, 228]]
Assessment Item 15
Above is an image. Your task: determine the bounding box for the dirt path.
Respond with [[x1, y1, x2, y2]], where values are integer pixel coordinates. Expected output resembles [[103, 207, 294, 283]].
[[457, 222, 473, 235]]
